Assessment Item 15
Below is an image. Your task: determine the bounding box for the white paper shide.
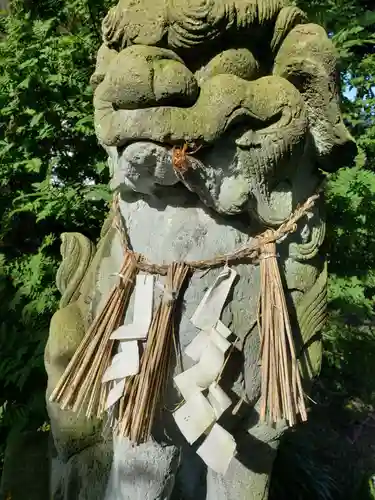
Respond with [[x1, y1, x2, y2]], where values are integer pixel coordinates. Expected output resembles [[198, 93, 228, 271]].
[[172, 266, 238, 475], [103, 274, 155, 410], [102, 265, 238, 475]]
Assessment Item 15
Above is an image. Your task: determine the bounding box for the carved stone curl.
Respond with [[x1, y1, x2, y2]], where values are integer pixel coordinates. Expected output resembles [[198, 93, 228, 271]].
[[45, 1, 356, 499]]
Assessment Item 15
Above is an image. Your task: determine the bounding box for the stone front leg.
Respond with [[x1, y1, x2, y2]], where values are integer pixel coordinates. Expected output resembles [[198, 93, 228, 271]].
[[44, 232, 113, 499]]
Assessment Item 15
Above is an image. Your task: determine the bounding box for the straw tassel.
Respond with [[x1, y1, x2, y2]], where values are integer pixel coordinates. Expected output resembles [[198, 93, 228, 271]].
[[49, 252, 138, 418], [257, 233, 307, 426], [117, 262, 189, 443]]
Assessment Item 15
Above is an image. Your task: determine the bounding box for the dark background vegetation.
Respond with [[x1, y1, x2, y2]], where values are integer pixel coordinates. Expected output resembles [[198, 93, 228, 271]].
[[0, 0, 374, 497]]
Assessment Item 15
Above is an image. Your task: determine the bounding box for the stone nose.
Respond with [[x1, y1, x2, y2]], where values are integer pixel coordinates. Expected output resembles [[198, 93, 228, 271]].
[[319, 124, 358, 172], [338, 131, 358, 165]]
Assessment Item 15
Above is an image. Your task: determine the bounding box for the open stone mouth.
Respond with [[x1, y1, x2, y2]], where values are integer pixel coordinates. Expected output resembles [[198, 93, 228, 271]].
[[114, 136, 285, 224]]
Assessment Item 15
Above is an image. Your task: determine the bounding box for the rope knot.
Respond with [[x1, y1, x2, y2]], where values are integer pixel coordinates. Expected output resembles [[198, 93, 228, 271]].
[[155, 281, 177, 303], [258, 252, 278, 260]]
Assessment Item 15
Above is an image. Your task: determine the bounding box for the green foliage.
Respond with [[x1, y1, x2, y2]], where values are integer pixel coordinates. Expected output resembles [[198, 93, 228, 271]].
[[324, 28, 375, 408], [326, 166, 375, 322], [0, 0, 112, 467]]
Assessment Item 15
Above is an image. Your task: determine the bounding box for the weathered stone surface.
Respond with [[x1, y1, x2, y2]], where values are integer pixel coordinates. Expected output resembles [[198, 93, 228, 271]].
[[110, 142, 179, 194], [273, 23, 357, 170], [104, 438, 179, 500], [44, 0, 357, 498], [50, 441, 113, 500], [45, 233, 103, 461]]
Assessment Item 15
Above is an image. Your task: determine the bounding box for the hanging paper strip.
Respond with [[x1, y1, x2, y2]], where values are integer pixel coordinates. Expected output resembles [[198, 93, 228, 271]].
[[172, 266, 238, 475]]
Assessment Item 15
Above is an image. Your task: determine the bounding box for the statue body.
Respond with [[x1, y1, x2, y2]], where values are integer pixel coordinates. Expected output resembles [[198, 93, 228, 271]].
[[44, 0, 356, 498]]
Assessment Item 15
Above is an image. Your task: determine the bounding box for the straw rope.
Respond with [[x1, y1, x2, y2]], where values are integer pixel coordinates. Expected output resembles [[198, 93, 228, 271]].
[[113, 190, 322, 275], [50, 188, 322, 440]]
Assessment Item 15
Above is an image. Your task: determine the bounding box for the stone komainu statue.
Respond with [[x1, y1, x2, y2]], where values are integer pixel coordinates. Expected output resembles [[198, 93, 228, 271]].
[[44, 0, 357, 499]]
